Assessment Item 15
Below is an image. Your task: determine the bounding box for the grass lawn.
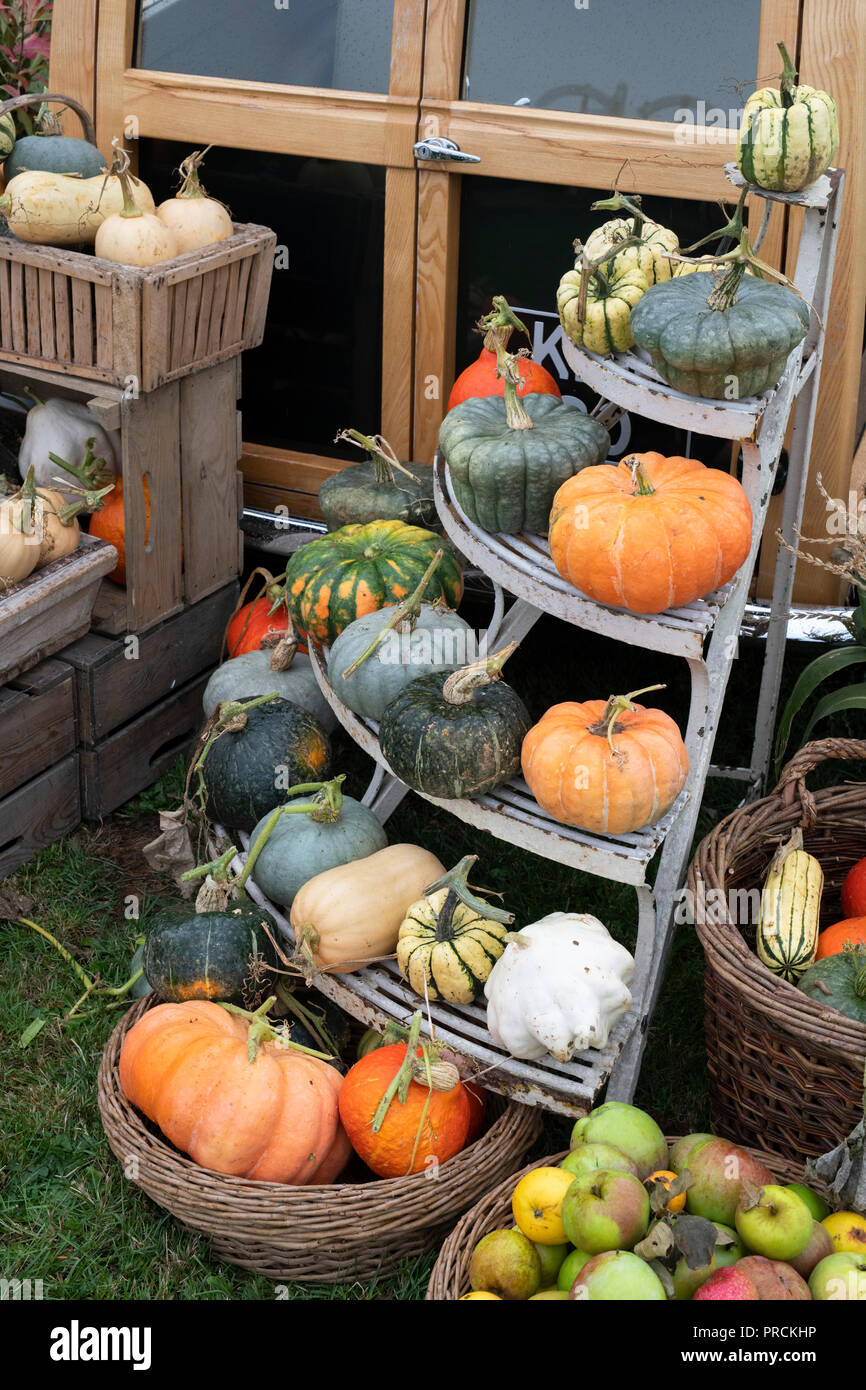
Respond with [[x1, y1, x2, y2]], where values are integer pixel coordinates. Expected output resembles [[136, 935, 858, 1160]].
[[1, 609, 864, 1300]]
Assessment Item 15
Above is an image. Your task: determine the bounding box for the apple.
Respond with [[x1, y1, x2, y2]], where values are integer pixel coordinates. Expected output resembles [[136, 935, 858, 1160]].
[[560, 1143, 638, 1180], [569, 1250, 666, 1301], [790, 1220, 834, 1279], [669, 1133, 716, 1175], [671, 1221, 745, 1300], [809, 1251, 866, 1301], [533, 1240, 571, 1286], [469, 1228, 541, 1299], [561, 1169, 650, 1254], [736, 1256, 811, 1300], [734, 1184, 813, 1261], [692, 1266, 760, 1301], [570, 1102, 668, 1179], [529, 1289, 569, 1300], [685, 1139, 774, 1225], [557, 1247, 592, 1292], [786, 1182, 830, 1222]]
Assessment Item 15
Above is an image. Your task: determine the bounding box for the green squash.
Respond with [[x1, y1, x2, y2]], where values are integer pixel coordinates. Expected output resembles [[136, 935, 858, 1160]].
[[285, 993, 352, 1056], [200, 696, 332, 832], [0, 112, 15, 161], [438, 388, 609, 535], [142, 904, 280, 1006], [327, 601, 473, 721], [320, 429, 437, 531], [284, 519, 463, 646], [5, 109, 106, 181], [630, 268, 810, 399], [202, 648, 337, 732], [248, 781, 387, 907], [797, 946, 866, 1024], [129, 942, 151, 999], [379, 648, 531, 800], [738, 43, 839, 193]]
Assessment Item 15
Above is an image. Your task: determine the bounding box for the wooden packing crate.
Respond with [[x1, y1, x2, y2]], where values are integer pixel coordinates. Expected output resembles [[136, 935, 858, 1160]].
[[0, 224, 276, 391], [0, 659, 76, 801], [0, 533, 118, 685], [61, 582, 237, 744], [0, 754, 80, 879]]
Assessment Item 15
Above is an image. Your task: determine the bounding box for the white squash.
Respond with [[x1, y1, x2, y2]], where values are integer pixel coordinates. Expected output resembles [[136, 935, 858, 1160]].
[[484, 912, 634, 1061], [0, 168, 155, 245], [18, 397, 119, 501], [156, 148, 233, 254], [0, 491, 40, 588]]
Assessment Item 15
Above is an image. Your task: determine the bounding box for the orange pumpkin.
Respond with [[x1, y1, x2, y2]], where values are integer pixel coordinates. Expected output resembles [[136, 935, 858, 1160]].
[[119, 1000, 351, 1184], [227, 589, 300, 656], [816, 916, 866, 960], [548, 452, 753, 614], [88, 476, 148, 586], [521, 687, 689, 834], [464, 1080, 488, 1145], [339, 1041, 471, 1178]]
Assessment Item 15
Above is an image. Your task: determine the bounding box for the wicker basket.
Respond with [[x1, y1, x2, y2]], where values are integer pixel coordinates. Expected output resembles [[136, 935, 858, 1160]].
[[690, 738, 866, 1164], [97, 995, 542, 1283], [426, 1140, 819, 1300]]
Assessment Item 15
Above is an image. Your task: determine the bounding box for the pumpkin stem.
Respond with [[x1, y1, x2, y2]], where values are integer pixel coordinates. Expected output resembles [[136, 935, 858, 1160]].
[[626, 456, 656, 495], [778, 41, 799, 107], [333, 428, 420, 487], [441, 642, 518, 706], [340, 549, 444, 678], [680, 186, 749, 257], [572, 235, 643, 322], [37, 107, 65, 137], [47, 437, 112, 493], [590, 190, 648, 239], [176, 146, 212, 199], [589, 684, 667, 756], [491, 336, 533, 430], [194, 691, 280, 783], [477, 295, 531, 354], [370, 1011, 459, 1141], [219, 994, 334, 1061], [108, 139, 143, 219], [422, 854, 514, 927]]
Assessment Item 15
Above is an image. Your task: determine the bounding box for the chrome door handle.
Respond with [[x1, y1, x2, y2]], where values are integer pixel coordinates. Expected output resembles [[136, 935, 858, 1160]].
[[413, 136, 481, 164]]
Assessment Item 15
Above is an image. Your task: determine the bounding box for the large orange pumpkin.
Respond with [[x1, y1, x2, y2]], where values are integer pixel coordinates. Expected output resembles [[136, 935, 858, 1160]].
[[521, 688, 689, 834], [548, 452, 753, 614], [339, 1041, 471, 1178], [119, 1000, 351, 1184], [815, 916, 866, 961]]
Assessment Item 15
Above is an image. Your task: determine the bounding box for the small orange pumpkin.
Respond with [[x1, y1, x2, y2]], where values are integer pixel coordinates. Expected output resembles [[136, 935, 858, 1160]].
[[815, 915, 866, 960], [339, 1036, 471, 1178], [119, 999, 351, 1184], [548, 452, 753, 613], [521, 686, 689, 834]]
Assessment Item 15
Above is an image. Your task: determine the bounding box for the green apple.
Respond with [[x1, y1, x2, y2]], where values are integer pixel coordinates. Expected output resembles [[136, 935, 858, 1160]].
[[561, 1169, 650, 1255], [570, 1102, 668, 1180], [670, 1221, 745, 1300], [533, 1240, 570, 1285], [786, 1183, 831, 1222], [669, 1133, 716, 1175], [570, 1249, 666, 1300], [560, 1142, 638, 1180], [734, 1184, 813, 1261], [790, 1220, 834, 1279], [529, 1289, 569, 1300], [469, 1228, 541, 1299], [809, 1251, 866, 1300], [557, 1247, 592, 1292], [685, 1138, 774, 1225]]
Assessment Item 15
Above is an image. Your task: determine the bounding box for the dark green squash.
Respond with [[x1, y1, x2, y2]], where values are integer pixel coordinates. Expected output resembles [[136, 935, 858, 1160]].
[[129, 943, 151, 999], [200, 695, 332, 832], [320, 429, 437, 531], [142, 904, 281, 1006], [378, 646, 531, 799], [797, 945, 866, 1024], [5, 110, 106, 181]]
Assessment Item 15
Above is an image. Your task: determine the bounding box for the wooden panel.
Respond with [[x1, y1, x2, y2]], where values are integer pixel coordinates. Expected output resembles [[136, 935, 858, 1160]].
[[382, 167, 418, 455], [48, 0, 99, 129], [120, 381, 184, 631], [413, 170, 462, 462], [422, 0, 465, 99], [0, 661, 76, 801], [241, 444, 348, 500], [0, 756, 80, 880], [180, 361, 242, 603], [243, 482, 325, 522], [94, 0, 137, 160]]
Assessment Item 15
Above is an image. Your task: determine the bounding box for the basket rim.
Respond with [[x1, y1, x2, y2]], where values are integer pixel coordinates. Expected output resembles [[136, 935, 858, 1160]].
[[98, 993, 542, 1215]]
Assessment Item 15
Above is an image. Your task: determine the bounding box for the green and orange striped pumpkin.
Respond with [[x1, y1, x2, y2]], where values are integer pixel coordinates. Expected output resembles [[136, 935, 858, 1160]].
[[284, 520, 463, 645]]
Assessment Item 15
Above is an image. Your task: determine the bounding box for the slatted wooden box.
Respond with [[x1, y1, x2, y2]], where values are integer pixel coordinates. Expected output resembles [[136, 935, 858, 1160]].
[[0, 660, 80, 877], [0, 224, 275, 391]]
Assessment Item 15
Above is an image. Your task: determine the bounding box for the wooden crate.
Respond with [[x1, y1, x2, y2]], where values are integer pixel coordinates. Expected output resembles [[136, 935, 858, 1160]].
[[62, 582, 237, 743], [0, 755, 80, 879], [0, 533, 118, 685], [0, 659, 76, 801], [0, 224, 275, 391]]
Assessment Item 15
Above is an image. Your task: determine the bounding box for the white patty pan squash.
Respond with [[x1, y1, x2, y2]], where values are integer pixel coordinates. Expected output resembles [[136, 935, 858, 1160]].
[[484, 912, 634, 1061]]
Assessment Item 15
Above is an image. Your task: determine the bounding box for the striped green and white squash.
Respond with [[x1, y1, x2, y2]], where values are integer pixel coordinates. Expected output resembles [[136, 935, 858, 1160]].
[[396, 855, 512, 1005], [585, 216, 679, 284], [757, 828, 824, 982], [738, 42, 839, 193], [0, 112, 16, 161]]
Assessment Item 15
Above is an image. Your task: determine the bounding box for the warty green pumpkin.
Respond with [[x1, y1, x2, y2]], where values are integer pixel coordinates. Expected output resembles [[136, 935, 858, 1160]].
[[397, 855, 512, 1005], [319, 429, 437, 531], [142, 903, 280, 1006], [798, 945, 866, 1024], [284, 519, 462, 646], [738, 43, 839, 193], [378, 644, 531, 800]]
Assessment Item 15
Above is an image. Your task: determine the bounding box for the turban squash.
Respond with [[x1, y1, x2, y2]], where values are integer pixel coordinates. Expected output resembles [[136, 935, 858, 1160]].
[[548, 452, 753, 614]]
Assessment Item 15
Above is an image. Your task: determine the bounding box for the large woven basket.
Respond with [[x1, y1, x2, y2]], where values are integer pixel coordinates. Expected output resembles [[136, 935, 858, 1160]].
[[426, 1140, 816, 1300], [97, 995, 542, 1283], [689, 738, 866, 1163]]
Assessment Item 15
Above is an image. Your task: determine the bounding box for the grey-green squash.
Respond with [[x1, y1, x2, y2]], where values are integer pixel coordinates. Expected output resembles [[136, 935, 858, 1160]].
[[5, 109, 106, 181], [797, 945, 866, 1024], [738, 43, 839, 193], [202, 648, 337, 732], [319, 429, 437, 531], [396, 855, 512, 1005]]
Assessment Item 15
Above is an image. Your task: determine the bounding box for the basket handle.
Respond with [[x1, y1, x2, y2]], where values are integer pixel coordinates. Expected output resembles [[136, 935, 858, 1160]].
[[0, 92, 97, 147], [774, 737, 866, 828]]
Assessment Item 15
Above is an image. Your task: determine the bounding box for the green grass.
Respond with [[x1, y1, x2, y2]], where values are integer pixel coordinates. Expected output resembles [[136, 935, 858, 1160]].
[[1, 613, 864, 1299]]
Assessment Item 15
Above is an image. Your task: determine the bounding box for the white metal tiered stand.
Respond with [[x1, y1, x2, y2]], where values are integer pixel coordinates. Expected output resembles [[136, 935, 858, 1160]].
[[228, 166, 843, 1117]]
